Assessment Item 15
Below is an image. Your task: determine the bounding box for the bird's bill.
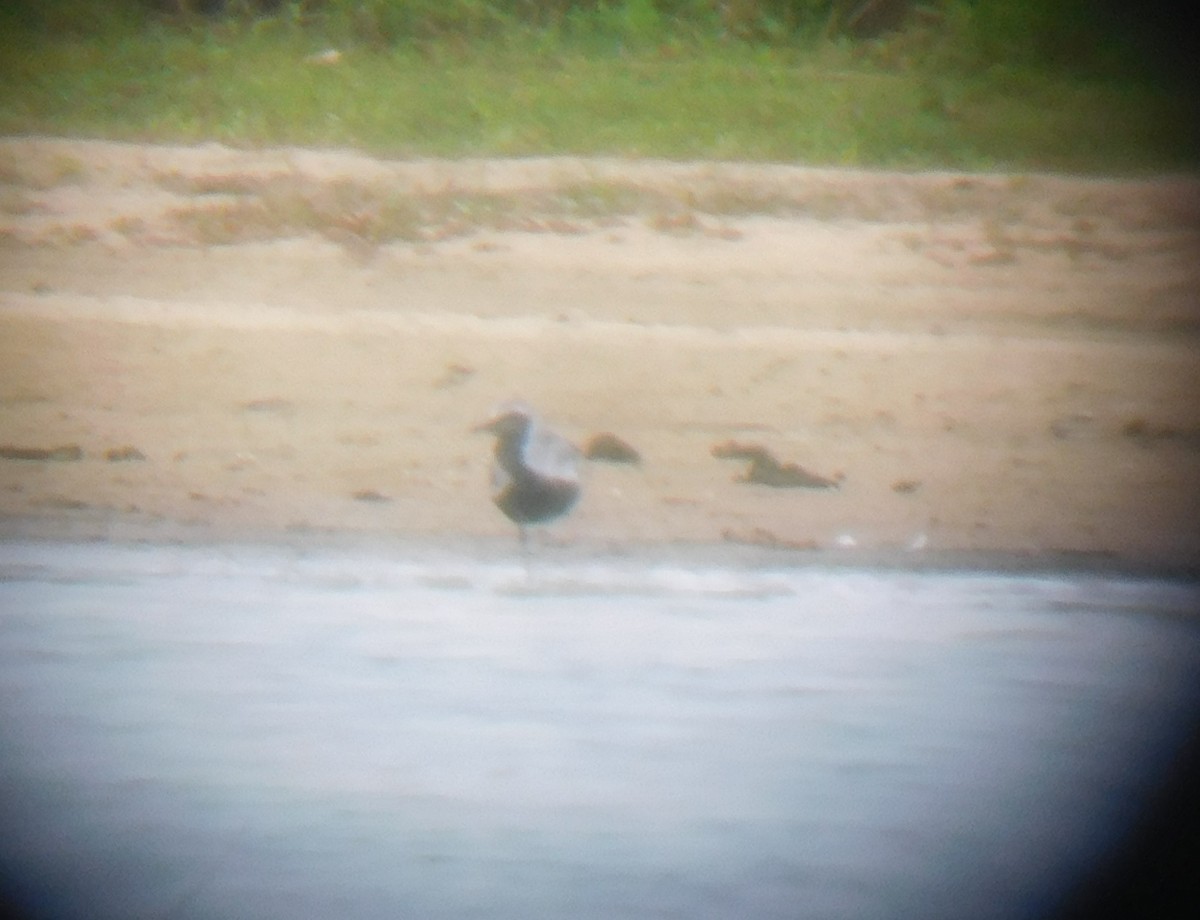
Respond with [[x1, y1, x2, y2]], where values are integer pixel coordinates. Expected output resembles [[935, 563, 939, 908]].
[[471, 418, 499, 434], [472, 399, 535, 435]]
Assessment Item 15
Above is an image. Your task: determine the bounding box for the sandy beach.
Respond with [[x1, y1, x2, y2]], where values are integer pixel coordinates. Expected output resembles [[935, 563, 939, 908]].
[[1, 138, 1198, 568]]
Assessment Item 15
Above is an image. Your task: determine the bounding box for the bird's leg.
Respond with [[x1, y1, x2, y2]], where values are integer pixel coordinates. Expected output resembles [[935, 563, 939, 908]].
[[518, 526, 532, 580]]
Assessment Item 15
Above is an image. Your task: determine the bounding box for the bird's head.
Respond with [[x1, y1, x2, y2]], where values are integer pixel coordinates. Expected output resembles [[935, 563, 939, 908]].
[[472, 400, 536, 440]]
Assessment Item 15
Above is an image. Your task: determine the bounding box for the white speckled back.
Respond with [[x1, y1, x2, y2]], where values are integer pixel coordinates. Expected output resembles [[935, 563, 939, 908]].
[[520, 417, 581, 484]]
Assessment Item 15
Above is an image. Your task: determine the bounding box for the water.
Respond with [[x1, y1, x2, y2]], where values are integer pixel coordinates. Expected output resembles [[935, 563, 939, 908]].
[[1, 540, 1198, 920]]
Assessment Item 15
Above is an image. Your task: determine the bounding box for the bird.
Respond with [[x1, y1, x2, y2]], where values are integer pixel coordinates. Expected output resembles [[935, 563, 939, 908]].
[[473, 400, 582, 549]]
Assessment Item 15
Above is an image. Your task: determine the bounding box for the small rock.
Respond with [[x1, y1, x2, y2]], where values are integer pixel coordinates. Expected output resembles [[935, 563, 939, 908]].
[[105, 446, 146, 462], [892, 478, 922, 494], [583, 433, 641, 465], [352, 489, 391, 503]]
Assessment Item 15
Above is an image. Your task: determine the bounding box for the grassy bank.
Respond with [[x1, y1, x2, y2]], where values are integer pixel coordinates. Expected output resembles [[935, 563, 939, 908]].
[[0, 3, 1193, 173]]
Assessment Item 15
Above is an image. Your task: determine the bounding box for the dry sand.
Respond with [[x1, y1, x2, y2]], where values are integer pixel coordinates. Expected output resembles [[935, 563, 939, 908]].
[[1, 138, 1198, 570]]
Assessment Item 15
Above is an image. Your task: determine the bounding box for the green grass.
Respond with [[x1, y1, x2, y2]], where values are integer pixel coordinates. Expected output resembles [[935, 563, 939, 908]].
[[0, 13, 1193, 173]]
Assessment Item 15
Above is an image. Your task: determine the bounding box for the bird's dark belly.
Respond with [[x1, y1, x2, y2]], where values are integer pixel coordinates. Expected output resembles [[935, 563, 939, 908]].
[[494, 477, 579, 524]]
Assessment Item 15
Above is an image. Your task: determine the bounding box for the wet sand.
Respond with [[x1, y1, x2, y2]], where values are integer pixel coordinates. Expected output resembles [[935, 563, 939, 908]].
[[1, 138, 1199, 570]]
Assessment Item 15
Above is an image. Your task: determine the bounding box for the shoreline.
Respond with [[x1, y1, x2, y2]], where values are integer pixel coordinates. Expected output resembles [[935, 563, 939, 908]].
[[3, 517, 1197, 583]]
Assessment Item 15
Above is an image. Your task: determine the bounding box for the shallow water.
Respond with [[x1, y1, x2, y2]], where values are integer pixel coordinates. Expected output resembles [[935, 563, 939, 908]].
[[1, 540, 1198, 920]]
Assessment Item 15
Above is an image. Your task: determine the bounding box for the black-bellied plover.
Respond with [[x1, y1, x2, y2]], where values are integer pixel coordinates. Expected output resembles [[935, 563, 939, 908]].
[[474, 400, 582, 548]]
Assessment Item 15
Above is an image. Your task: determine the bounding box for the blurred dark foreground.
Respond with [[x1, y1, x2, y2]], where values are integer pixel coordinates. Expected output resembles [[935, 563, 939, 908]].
[[1, 539, 1198, 920]]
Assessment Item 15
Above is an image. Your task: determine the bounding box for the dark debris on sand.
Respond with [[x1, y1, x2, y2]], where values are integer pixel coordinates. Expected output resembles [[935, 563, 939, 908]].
[[584, 432, 642, 465], [712, 440, 842, 489], [0, 444, 83, 462]]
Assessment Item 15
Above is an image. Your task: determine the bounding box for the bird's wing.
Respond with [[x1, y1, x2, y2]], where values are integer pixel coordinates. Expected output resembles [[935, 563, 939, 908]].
[[522, 426, 581, 484]]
